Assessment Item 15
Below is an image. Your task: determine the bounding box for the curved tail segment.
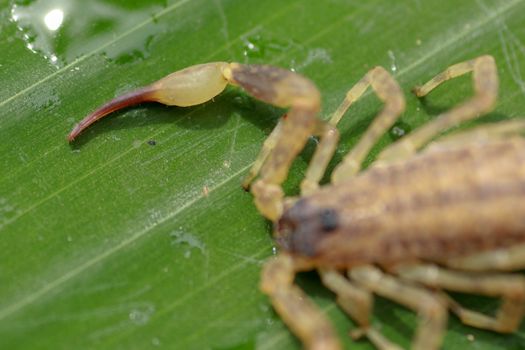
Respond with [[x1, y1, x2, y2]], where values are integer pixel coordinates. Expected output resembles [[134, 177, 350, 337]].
[[67, 86, 157, 142], [67, 62, 231, 142]]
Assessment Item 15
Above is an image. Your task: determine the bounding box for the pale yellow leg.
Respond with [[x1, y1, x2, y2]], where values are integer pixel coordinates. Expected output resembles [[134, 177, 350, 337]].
[[300, 122, 339, 195], [260, 255, 341, 350], [426, 118, 525, 151], [319, 269, 372, 327], [330, 67, 405, 183], [395, 263, 525, 333], [319, 269, 403, 350], [350, 265, 447, 350], [378, 55, 499, 163], [445, 295, 525, 333], [242, 117, 285, 190], [224, 63, 322, 221], [447, 242, 525, 272], [285, 66, 406, 195]]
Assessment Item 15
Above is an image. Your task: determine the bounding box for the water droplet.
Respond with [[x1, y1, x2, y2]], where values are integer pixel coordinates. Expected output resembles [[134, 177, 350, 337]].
[[240, 29, 301, 61], [170, 230, 206, 256], [391, 126, 405, 137], [241, 34, 265, 58], [308, 135, 319, 145], [44, 8, 64, 31], [233, 95, 255, 110], [129, 305, 155, 325], [389, 121, 411, 141], [9, 0, 167, 67], [291, 48, 332, 72], [0, 198, 17, 229], [271, 246, 278, 255], [26, 85, 60, 109], [259, 303, 270, 312], [387, 50, 397, 73]]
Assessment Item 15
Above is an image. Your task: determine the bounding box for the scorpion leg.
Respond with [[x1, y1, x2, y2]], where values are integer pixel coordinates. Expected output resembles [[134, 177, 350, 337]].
[[224, 64, 321, 221], [300, 122, 339, 195], [260, 255, 341, 350], [319, 269, 403, 350], [378, 55, 498, 163], [298, 67, 406, 192], [242, 113, 336, 198], [241, 117, 285, 190], [447, 242, 525, 272], [329, 67, 405, 184], [426, 119, 525, 150], [243, 112, 337, 197], [319, 269, 372, 328], [395, 263, 525, 333], [350, 265, 447, 350]]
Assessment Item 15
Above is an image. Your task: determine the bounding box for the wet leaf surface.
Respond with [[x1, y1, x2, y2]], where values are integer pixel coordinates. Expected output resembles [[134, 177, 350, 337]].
[[1, 0, 525, 349]]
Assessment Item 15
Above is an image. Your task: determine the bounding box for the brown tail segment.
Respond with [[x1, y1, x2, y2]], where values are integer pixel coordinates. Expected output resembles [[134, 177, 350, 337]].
[[67, 86, 157, 142]]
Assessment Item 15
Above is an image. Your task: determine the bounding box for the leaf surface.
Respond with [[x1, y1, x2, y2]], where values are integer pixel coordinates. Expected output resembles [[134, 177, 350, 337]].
[[1, 0, 525, 349]]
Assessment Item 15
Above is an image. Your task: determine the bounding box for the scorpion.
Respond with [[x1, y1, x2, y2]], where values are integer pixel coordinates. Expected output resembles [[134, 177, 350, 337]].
[[69, 55, 525, 350]]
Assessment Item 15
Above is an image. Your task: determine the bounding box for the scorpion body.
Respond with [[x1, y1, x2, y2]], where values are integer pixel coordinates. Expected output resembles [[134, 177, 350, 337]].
[[69, 55, 525, 349], [279, 137, 525, 267]]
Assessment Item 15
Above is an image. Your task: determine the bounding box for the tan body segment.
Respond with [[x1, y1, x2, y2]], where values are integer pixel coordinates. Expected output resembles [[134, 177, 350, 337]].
[[68, 55, 525, 350]]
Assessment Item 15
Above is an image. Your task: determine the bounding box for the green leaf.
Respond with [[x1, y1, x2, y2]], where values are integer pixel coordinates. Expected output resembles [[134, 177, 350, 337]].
[[1, 0, 525, 349]]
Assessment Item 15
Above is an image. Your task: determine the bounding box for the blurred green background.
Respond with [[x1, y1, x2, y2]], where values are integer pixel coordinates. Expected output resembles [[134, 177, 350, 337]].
[[1, 0, 525, 349]]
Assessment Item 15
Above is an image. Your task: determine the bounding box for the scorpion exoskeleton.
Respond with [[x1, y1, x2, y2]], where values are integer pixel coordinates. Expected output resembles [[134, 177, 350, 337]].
[[69, 55, 525, 350]]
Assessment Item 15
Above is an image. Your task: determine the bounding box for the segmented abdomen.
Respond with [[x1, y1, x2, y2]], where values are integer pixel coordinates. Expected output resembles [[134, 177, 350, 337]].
[[301, 138, 525, 267]]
